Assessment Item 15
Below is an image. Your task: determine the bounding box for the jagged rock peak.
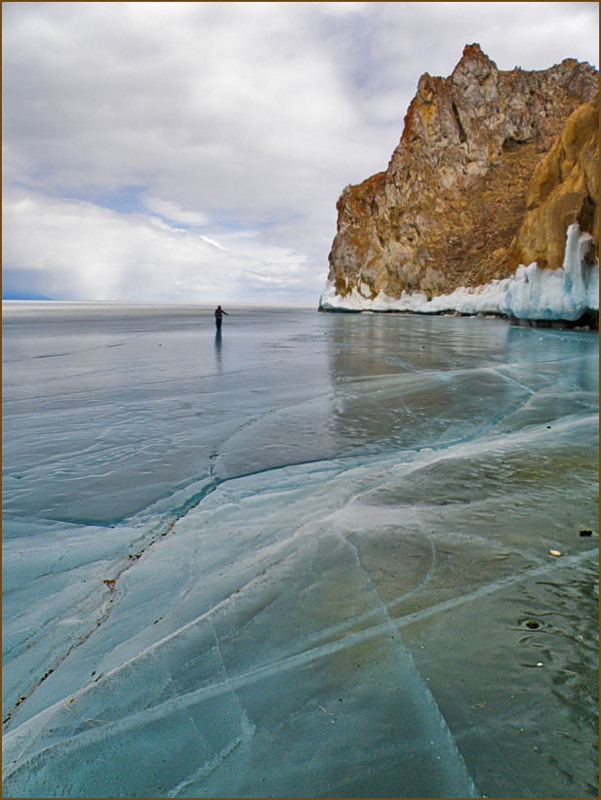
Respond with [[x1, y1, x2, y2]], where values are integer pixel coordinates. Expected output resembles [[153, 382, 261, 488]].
[[452, 42, 498, 78], [325, 44, 598, 309]]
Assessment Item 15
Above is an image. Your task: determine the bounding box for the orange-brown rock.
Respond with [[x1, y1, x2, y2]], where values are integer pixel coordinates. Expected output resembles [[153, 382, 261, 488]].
[[508, 97, 599, 271], [325, 45, 598, 303]]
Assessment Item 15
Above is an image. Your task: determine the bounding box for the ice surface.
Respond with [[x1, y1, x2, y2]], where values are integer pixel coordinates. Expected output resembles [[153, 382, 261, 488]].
[[320, 224, 599, 321], [2, 303, 598, 797]]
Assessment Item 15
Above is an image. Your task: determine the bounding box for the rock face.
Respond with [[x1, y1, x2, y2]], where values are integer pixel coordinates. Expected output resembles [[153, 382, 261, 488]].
[[509, 97, 598, 272], [324, 45, 599, 308]]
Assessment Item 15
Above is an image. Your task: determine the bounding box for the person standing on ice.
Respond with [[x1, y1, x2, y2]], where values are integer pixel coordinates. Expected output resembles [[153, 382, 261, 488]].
[[214, 305, 229, 331]]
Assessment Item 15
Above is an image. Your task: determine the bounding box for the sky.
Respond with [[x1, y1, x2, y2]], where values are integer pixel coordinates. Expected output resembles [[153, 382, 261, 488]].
[[2, 2, 599, 307]]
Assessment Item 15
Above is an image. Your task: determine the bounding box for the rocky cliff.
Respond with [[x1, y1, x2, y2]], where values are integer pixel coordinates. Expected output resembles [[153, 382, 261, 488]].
[[322, 45, 599, 318], [509, 96, 598, 272]]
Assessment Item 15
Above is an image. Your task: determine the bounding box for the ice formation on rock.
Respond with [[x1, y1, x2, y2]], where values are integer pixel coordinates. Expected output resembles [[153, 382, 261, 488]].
[[320, 224, 599, 322]]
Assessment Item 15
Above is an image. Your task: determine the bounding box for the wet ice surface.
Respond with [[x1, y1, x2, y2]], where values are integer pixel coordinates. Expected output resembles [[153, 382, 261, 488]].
[[2, 302, 598, 798]]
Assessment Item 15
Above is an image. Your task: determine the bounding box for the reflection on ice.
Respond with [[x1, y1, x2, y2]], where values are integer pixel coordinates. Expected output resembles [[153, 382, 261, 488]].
[[2, 304, 598, 797]]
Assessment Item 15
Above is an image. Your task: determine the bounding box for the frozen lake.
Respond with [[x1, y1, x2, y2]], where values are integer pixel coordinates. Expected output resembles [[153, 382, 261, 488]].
[[2, 302, 598, 798]]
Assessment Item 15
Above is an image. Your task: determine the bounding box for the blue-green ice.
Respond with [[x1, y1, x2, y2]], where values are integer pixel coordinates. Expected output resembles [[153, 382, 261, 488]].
[[2, 303, 598, 797]]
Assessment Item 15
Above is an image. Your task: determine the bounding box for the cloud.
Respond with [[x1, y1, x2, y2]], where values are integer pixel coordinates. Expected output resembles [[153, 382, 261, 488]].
[[2, 189, 316, 304], [3, 2, 598, 304], [141, 196, 210, 227]]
